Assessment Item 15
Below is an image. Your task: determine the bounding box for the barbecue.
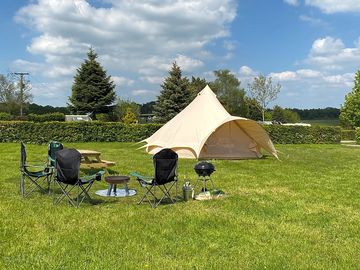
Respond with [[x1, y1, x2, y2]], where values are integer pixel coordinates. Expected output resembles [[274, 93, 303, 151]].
[[194, 161, 215, 192]]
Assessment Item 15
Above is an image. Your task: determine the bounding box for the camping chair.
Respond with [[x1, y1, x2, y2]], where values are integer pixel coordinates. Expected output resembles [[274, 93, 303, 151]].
[[53, 148, 105, 207], [20, 142, 53, 197], [131, 148, 178, 208], [48, 141, 64, 167]]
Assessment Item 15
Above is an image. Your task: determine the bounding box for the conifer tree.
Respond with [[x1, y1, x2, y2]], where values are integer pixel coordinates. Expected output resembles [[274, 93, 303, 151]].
[[68, 48, 116, 115], [340, 70, 360, 128], [153, 62, 190, 123]]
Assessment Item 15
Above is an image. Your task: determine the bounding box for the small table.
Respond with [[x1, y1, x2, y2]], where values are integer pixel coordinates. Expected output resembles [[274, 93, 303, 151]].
[[96, 175, 136, 197]]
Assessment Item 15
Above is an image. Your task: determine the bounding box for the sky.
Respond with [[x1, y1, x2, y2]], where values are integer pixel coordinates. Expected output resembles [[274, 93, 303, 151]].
[[0, 0, 360, 109]]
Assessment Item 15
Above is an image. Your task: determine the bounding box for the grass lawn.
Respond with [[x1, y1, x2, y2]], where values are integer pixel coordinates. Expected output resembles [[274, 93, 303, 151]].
[[1, 142, 360, 269]]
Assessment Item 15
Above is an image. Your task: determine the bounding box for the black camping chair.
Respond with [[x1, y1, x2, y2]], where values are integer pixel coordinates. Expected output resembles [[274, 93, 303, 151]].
[[53, 148, 105, 207], [131, 148, 178, 208], [20, 142, 53, 197]]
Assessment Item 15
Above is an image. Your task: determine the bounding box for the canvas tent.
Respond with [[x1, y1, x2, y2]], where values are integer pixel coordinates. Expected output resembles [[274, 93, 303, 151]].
[[141, 85, 278, 159]]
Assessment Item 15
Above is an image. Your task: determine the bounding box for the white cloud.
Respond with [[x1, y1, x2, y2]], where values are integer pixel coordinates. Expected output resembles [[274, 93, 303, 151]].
[[112, 76, 134, 86], [270, 71, 298, 81], [174, 54, 204, 72], [140, 76, 164, 85], [306, 36, 360, 71], [284, 0, 299, 6], [13, 0, 237, 104], [239, 66, 257, 76], [304, 0, 360, 13], [132, 89, 157, 96], [299, 15, 329, 27]]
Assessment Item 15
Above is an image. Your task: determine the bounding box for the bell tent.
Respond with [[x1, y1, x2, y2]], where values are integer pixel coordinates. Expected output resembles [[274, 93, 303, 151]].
[[141, 85, 278, 159]]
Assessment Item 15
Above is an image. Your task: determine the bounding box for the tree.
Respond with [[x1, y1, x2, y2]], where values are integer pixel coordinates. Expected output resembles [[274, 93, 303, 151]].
[[340, 70, 360, 128], [122, 108, 138, 124], [153, 62, 190, 123], [209, 69, 248, 117], [248, 74, 281, 122], [244, 97, 262, 121], [115, 98, 140, 122], [0, 74, 32, 115], [272, 105, 300, 123], [68, 48, 116, 116], [188, 76, 207, 101]]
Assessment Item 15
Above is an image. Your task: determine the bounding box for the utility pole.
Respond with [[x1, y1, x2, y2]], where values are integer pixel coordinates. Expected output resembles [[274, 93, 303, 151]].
[[14, 72, 29, 117]]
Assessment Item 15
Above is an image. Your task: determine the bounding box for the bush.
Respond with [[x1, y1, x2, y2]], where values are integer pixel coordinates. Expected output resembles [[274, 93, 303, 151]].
[[95, 113, 110, 122], [341, 130, 356, 141], [0, 121, 161, 143], [0, 121, 341, 145], [27, 113, 65, 122], [263, 125, 341, 144], [0, 112, 11, 121]]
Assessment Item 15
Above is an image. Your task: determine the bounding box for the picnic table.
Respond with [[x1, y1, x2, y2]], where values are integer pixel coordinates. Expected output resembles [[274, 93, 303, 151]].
[[77, 149, 115, 169]]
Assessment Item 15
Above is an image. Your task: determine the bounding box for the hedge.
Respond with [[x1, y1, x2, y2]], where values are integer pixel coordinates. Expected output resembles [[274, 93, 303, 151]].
[[355, 128, 360, 144], [263, 125, 341, 144], [341, 130, 356, 141], [0, 121, 341, 144], [27, 113, 65, 122], [0, 121, 161, 144]]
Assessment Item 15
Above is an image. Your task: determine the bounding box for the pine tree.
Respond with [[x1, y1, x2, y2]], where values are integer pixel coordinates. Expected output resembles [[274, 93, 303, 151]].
[[153, 62, 190, 123], [68, 48, 116, 115], [340, 70, 360, 128]]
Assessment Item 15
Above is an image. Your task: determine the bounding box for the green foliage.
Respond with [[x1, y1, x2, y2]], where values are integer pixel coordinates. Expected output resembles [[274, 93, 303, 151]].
[[292, 107, 340, 120], [95, 113, 110, 122], [153, 62, 190, 123], [115, 99, 140, 122], [354, 127, 360, 143], [188, 76, 207, 101], [342, 129, 356, 141], [244, 97, 262, 120], [122, 108, 138, 124], [0, 121, 161, 143], [210, 70, 248, 117], [272, 105, 300, 123], [26, 103, 70, 115], [68, 48, 116, 114], [263, 125, 341, 144], [0, 112, 11, 120], [27, 113, 65, 122], [340, 70, 360, 128]]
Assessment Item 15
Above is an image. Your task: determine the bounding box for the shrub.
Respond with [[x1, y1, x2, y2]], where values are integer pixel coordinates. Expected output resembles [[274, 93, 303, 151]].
[[342, 130, 356, 141], [0, 112, 11, 121], [0, 121, 161, 143], [263, 125, 341, 144], [27, 113, 65, 122], [95, 113, 110, 122]]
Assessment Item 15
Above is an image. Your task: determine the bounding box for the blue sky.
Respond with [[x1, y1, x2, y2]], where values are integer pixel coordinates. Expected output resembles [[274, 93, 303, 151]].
[[1, 0, 360, 109]]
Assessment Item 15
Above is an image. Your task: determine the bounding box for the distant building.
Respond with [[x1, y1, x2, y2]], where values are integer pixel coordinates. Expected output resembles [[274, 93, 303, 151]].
[[65, 115, 92, 122]]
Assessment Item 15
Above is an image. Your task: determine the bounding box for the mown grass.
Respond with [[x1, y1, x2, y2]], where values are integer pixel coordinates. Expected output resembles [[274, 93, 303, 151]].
[[1, 142, 360, 269]]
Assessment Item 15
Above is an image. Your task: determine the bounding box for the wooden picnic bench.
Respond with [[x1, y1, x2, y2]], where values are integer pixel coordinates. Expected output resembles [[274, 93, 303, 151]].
[[77, 149, 115, 169]]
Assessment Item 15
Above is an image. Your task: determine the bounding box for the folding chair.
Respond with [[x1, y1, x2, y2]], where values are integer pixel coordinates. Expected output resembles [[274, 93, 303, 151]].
[[53, 148, 105, 207], [131, 148, 178, 208], [20, 142, 53, 197], [48, 141, 64, 167]]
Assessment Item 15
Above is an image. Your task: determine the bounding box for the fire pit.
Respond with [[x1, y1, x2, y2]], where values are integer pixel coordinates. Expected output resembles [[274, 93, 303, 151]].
[[194, 161, 215, 192]]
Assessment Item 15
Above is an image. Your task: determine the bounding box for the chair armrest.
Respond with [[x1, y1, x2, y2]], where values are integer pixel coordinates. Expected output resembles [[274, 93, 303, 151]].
[[81, 170, 106, 182], [130, 172, 153, 184]]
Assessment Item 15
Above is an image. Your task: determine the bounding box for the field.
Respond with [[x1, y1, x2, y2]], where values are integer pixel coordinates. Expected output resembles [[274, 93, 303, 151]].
[[302, 119, 340, 126], [1, 142, 360, 269]]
